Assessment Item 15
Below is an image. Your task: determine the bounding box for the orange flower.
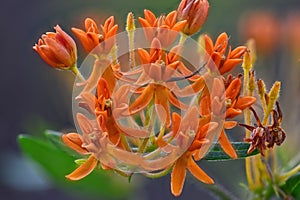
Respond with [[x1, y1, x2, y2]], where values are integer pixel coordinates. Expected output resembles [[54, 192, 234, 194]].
[[137, 38, 183, 82], [225, 76, 256, 119], [33, 25, 77, 69], [201, 76, 255, 159], [177, 0, 210, 35], [170, 108, 216, 196], [127, 39, 188, 127], [205, 32, 247, 74], [72, 17, 118, 55], [129, 83, 185, 127], [77, 78, 149, 143], [61, 114, 102, 181], [139, 10, 187, 47]]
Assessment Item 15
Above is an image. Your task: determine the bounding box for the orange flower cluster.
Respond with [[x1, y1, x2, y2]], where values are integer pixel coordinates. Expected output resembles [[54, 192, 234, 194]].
[[32, 0, 285, 197]]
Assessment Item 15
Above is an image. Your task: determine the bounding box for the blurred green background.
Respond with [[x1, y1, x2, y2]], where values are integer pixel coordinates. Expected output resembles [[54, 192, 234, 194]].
[[1, 0, 300, 199]]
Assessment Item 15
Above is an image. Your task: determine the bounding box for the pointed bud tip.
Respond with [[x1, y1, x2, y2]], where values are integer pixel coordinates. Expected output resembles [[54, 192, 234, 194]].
[[126, 12, 136, 32]]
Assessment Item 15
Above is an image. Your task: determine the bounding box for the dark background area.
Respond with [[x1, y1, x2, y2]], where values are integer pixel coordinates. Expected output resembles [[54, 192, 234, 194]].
[[1, 0, 300, 199]]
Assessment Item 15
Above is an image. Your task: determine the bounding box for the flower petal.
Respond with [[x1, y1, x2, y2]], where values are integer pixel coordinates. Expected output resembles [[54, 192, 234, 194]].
[[187, 158, 214, 184], [66, 155, 98, 181], [168, 90, 188, 110], [155, 87, 171, 127], [172, 112, 181, 137], [223, 121, 237, 129], [129, 85, 154, 114], [218, 129, 237, 159], [171, 152, 189, 196], [220, 58, 243, 74], [77, 113, 94, 135], [226, 77, 242, 101], [226, 107, 242, 118], [234, 96, 256, 110], [62, 133, 88, 154]]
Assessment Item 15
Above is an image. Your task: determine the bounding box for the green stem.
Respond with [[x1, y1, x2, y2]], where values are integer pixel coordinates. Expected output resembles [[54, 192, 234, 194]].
[[138, 105, 155, 153], [179, 33, 188, 46], [279, 164, 300, 182], [143, 166, 172, 179], [127, 30, 135, 69], [70, 64, 85, 82]]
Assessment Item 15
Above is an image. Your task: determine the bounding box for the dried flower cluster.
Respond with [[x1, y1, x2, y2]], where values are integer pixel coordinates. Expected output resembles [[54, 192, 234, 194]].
[[33, 0, 286, 197]]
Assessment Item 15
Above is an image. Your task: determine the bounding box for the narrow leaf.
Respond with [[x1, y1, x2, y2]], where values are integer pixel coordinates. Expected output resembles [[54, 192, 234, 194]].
[[203, 142, 259, 161], [281, 173, 300, 198]]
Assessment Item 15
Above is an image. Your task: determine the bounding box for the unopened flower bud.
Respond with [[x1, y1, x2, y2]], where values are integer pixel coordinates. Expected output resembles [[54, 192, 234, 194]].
[[33, 25, 77, 69], [126, 12, 135, 32], [177, 0, 209, 35]]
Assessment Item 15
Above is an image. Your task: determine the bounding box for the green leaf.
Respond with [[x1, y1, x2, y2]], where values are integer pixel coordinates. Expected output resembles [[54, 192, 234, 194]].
[[204, 142, 259, 161], [281, 173, 300, 198], [18, 133, 133, 199]]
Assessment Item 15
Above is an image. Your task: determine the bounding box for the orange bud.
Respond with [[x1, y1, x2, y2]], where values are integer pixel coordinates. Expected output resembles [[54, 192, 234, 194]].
[[177, 0, 209, 35], [33, 25, 77, 69]]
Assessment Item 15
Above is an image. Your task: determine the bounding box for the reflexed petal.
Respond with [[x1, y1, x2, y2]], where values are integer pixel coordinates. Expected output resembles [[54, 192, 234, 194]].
[[187, 158, 214, 184], [218, 130, 237, 159], [172, 112, 181, 137], [155, 88, 171, 127], [66, 155, 98, 181], [171, 152, 189, 196]]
